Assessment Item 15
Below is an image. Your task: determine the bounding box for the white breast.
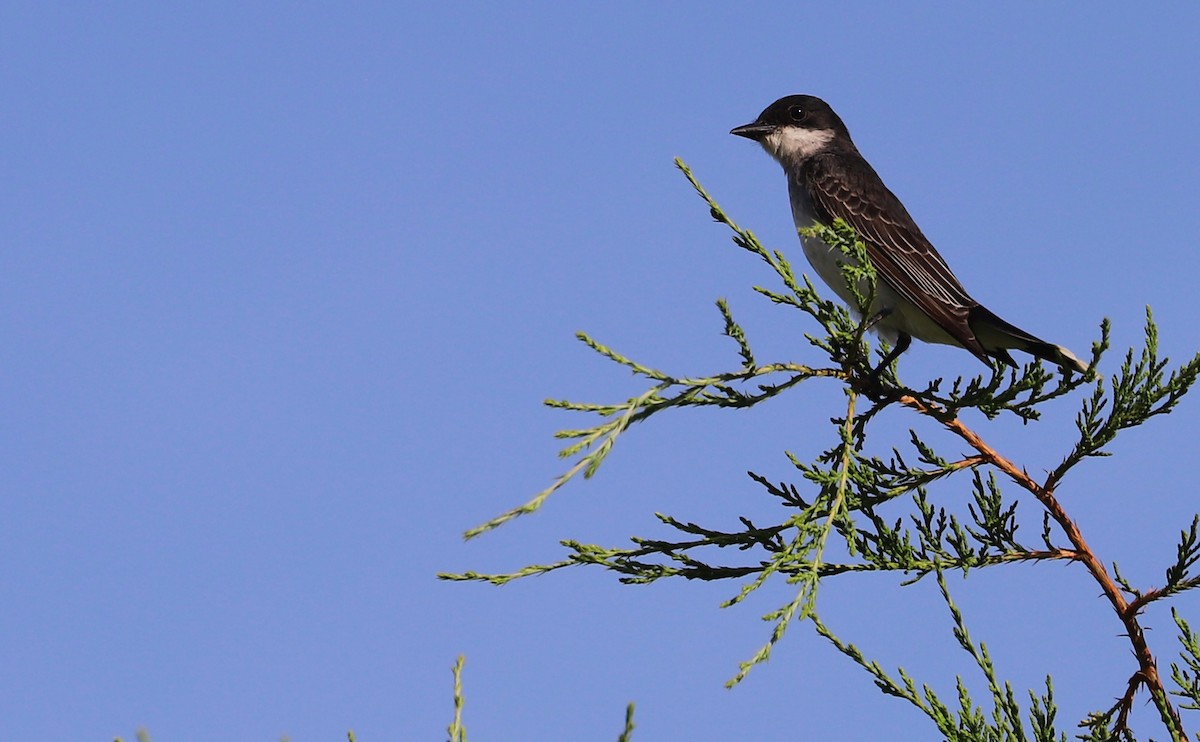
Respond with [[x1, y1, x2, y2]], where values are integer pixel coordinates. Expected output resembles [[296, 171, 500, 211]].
[[785, 178, 955, 347], [787, 178, 858, 303]]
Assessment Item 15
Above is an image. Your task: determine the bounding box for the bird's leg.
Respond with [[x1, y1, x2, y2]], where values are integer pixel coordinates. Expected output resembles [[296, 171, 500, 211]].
[[853, 307, 892, 366], [855, 307, 902, 374], [849, 308, 907, 400], [863, 332, 911, 398], [861, 307, 893, 334], [873, 332, 911, 375]]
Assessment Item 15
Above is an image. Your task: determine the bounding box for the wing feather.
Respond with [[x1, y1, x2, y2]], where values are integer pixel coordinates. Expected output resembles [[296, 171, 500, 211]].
[[803, 153, 988, 359]]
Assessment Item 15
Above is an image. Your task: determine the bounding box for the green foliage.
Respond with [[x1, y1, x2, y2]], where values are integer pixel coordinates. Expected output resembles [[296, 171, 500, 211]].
[[617, 703, 636, 742], [448, 655, 467, 742], [442, 160, 1200, 741]]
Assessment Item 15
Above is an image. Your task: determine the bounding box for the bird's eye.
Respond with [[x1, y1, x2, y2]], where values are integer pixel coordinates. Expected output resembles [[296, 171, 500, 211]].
[[787, 105, 806, 122]]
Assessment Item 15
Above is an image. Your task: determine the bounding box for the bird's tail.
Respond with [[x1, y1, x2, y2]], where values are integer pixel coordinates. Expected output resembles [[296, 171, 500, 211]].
[[969, 306, 1088, 374]]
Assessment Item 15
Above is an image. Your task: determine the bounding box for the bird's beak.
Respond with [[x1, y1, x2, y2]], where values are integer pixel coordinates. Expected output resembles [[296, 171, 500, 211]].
[[730, 122, 774, 141]]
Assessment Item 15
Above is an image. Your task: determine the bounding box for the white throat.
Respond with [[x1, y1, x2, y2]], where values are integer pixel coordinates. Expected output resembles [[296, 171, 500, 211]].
[[761, 126, 835, 164]]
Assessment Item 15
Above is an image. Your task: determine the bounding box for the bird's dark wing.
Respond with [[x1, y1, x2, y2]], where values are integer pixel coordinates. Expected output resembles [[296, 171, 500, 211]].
[[802, 152, 989, 361]]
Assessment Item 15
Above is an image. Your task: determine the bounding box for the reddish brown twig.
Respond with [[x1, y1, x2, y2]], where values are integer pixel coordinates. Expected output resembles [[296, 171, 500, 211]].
[[899, 392, 1187, 741]]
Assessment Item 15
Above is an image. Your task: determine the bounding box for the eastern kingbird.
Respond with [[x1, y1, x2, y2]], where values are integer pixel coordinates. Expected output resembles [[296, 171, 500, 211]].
[[731, 94, 1087, 374]]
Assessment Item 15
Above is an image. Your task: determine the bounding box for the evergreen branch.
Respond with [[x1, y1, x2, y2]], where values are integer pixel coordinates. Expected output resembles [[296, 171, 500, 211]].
[[1111, 561, 1143, 601], [811, 615, 934, 714], [438, 558, 578, 585], [1166, 515, 1200, 589], [450, 160, 1200, 740], [717, 298, 755, 368], [439, 541, 1079, 585], [935, 569, 1027, 739], [465, 359, 842, 538], [1169, 608, 1200, 711], [897, 391, 1189, 740], [574, 332, 674, 381], [1027, 677, 1066, 742], [617, 703, 636, 742], [1124, 516, 1200, 616], [448, 655, 467, 742], [1049, 309, 1200, 490], [726, 390, 861, 687], [1082, 669, 1151, 742], [817, 571, 1069, 740]]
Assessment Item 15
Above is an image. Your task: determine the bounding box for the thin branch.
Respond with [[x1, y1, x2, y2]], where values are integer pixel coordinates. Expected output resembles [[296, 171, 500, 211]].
[[898, 392, 1187, 740]]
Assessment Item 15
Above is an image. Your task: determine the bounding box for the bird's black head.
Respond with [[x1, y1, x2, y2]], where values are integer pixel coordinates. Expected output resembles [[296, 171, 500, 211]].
[[731, 95, 854, 164]]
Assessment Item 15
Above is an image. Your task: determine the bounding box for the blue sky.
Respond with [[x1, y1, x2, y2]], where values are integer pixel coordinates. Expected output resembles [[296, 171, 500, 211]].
[[3, 4, 1200, 740]]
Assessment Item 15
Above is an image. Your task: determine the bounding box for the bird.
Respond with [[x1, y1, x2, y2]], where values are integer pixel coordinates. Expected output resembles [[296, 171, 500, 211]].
[[730, 94, 1087, 375]]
